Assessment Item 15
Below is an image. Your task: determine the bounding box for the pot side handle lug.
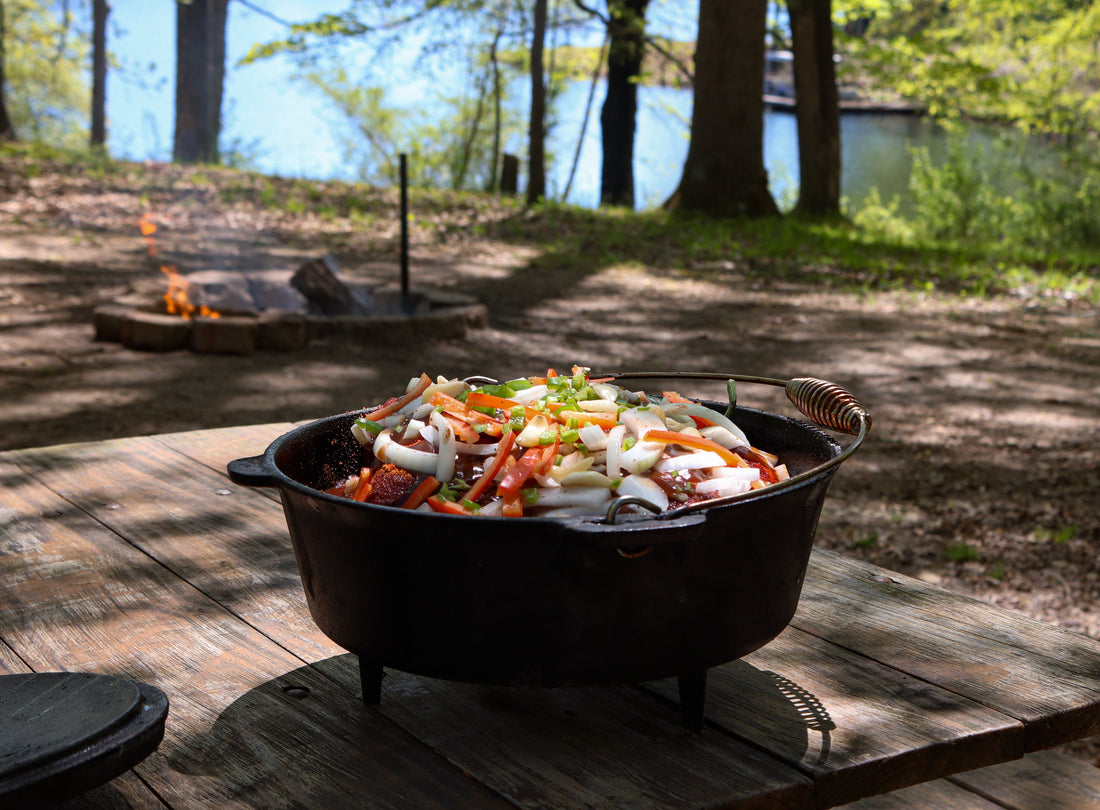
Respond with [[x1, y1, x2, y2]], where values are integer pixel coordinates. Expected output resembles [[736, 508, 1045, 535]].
[[226, 455, 278, 489]]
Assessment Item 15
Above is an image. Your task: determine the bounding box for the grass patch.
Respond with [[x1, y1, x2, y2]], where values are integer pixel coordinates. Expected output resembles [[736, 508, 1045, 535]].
[[3, 145, 1097, 304]]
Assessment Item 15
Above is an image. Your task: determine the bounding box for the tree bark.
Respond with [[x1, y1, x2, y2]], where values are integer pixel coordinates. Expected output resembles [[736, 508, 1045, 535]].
[[527, 0, 548, 204], [0, 0, 16, 141], [174, 0, 228, 164], [91, 0, 109, 147], [789, 0, 841, 217], [600, 0, 649, 208], [673, 0, 778, 218]]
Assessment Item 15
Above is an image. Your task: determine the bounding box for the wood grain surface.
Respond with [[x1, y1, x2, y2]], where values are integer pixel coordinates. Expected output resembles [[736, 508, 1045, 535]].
[[3, 424, 1099, 809]]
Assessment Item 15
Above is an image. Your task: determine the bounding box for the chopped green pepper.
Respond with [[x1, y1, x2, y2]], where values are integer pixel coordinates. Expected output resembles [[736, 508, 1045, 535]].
[[354, 417, 383, 435]]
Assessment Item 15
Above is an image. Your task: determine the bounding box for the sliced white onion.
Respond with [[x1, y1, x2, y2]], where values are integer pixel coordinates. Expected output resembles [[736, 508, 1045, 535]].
[[655, 450, 727, 472], [529, 486, 612, 510], [699, 425, 748, 450], [455, 440, 500, 456], [422, 378, 467, 401], [619, 407, 666, 440], [516, 414, 554, 448], [583, 449, 607, 467], [410, 403, 435, 420], [615, 474, 669, 512], [577, 423, 608, 450], [663, 403, 750, 446], [695, 477, 753, 496], [619, 440, 664, 474], [560, 470, 613, 488], [605, 425, 626, 477], [430, 411, 456, 482], [401, 418, 426, 443], [373, 430, 438, 475], [577, 399, 619, 413], [710, 466, 761, 481], [549, 455, 594, 482], [509, 384, 548, 404], [477, 499, 504, 517], [591, 382, 621, 402], [379, 413, 405, 429], [351, 423, 374, 446]]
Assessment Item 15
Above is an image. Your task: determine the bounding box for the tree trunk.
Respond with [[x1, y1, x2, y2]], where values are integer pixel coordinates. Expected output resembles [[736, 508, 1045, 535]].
[[526, 0, 548, 204], [174, 0, 228, 164], [91, 0, 109, 148], [0, 0, 16, 141], [673, 0, 778, 217], [789, 0, 841, 217], [600, 0, 649, 208]]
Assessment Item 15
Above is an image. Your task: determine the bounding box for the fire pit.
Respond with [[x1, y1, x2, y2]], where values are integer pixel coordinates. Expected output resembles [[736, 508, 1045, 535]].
[[99, 168, 487, 354], [92, 264, 487, 354]]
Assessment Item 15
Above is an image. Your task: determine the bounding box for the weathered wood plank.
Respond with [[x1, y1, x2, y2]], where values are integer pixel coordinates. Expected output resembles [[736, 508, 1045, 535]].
[[151, 422, 295, 487], [647, 624, 1022, 808], [314, 657, 814, 810], [0, 639, 30, 674], [837, 777, 1004, 809], [795, 550, 1100, 750], [15, 432, 815, 808], [55, 773, 169, 810], [9, 435, 339, 665], [0, 454, 515, 809], [947, 749, 1100, 809]]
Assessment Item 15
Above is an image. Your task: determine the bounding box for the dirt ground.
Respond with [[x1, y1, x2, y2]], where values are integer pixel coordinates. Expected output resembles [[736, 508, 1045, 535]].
[[3, 160, 1099, 764]]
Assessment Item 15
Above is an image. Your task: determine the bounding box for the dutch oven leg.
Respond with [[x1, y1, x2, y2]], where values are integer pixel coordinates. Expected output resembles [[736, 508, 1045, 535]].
[[359, 657, 384, 706], [677, 670, 707, 733]]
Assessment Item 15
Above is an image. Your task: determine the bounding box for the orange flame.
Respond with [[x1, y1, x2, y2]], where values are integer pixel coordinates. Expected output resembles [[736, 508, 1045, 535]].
[[139, 212, 220, 320]]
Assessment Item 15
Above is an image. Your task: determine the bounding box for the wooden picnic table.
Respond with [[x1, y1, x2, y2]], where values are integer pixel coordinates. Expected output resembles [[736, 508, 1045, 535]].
[[2, 422, 1099, 809]]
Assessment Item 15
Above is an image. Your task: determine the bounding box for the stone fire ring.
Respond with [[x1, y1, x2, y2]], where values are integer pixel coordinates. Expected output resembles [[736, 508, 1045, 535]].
[[93, 288, 488, 355]]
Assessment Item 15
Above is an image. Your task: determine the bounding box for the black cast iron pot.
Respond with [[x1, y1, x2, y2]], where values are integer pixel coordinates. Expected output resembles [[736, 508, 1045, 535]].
[[227, 372, 870, 730]]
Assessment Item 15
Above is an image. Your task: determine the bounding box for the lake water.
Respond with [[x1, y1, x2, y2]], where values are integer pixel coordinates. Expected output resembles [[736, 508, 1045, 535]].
[[544, 80, 946, 212], [102, 0, 967, 214]]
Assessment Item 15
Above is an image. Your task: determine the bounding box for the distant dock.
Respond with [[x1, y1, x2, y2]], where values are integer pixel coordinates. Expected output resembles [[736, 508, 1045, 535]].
[[763, 94, 925, 115]]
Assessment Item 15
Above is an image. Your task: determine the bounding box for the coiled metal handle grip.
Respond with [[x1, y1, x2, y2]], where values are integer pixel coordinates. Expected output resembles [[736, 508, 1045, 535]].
[[785, 378, 871, 436]]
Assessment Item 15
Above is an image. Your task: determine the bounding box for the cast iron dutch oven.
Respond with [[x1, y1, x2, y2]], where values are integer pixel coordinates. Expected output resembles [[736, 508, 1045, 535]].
[[228, 372, 870, 730]]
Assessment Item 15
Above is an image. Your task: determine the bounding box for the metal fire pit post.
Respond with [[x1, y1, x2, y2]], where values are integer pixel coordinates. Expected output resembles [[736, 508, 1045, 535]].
[[399, 153, 409, 304]]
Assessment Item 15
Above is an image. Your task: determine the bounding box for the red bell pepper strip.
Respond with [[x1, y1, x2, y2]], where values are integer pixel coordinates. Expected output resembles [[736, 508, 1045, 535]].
[[496, 447, 542, 498], [429, 391, 505, 437], [465, 391, 542, 421], [443, 413, 482, 443], [426, 495, 474, 515], [466, 432, 517, 502], [534, 438, 559, 475], [401, 475, 440, 509], [500, 492, 524, 517]]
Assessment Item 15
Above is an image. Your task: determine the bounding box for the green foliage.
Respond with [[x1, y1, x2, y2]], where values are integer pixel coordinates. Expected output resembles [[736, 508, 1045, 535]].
[[944, 541, 980, 563], [3, 0, 90, 147], [854, 531, 879, 549], [842, 0, 1100, 138], [301, 56, 523, 192], [854, 130, 1100, 260], [1033, 525, 1077, 544]]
